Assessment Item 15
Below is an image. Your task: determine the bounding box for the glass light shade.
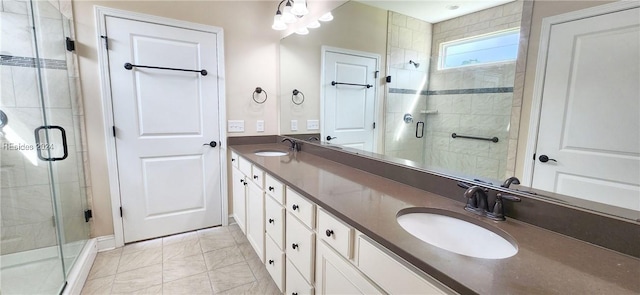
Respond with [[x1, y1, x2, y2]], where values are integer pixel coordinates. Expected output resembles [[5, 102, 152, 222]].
[[272, 14, 287, 31], [307, 20, 321, 29], [319, 12, 333, 22], [282, 5, 297, 24], [295, 27, 309, 35], [291, 0, 309, 16]]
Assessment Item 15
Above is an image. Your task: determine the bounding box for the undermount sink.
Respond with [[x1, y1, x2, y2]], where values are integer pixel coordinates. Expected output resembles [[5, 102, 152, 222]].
[[396, 208, 518, 259], [254, 150, 288, 157]]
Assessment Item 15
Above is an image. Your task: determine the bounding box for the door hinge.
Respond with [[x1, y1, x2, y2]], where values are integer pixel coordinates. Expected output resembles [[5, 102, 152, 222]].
[[373, 122, 376, 129], [112, 126, 116, 137], [119, 206, 123, 217], [84, 209, 92, 222], [533, 153, 536, 160], [374, 70, 379, 78], [65, 37, 75, 52], [100, 35, 109, 50], [386, 76, 392, 83]]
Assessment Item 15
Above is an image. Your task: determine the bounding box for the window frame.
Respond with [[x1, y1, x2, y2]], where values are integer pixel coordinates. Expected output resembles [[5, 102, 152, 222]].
[[437, 27, 521, 71]]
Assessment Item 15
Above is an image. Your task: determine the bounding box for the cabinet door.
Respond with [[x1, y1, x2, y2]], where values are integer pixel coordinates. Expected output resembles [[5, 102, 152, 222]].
[[232, 167, 247, 233], [265, 195, 285, 250], [265, 235, 285, 292], [246, 181, 265, 262], [286, 212, 315, 284], [286, 259, 314, 295], [316, 241, 382, 295]]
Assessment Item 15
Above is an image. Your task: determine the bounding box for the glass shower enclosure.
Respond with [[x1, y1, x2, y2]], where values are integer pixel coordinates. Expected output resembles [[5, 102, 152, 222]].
[[1, 0, 91, 293]]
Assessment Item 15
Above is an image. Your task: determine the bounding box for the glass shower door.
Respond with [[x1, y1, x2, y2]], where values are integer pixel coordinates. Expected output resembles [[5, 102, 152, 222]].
[[1, 0, 90, 293]]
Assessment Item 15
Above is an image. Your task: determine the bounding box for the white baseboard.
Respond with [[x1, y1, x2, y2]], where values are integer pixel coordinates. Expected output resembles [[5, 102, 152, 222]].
[[96, 235, 116, 252], [63, 238, 97, 295]]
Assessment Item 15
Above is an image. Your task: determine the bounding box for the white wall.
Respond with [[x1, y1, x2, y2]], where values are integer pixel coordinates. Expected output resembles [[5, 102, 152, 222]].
[[72, 0, 281, 236]]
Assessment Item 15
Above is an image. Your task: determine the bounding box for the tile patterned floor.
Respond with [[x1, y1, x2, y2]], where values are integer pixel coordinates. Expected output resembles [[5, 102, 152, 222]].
[[81, 225, 280, 294]]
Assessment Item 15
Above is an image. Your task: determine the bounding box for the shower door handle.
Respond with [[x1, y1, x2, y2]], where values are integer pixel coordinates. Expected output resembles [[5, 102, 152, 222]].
[[416, 122, 424, 138], [34, 126, 68, 161]]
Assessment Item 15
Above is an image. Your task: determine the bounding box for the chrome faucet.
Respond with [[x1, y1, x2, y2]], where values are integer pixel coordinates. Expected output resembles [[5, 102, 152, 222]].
[[281, 138, 301, 152], [307, 136, 319, 141]]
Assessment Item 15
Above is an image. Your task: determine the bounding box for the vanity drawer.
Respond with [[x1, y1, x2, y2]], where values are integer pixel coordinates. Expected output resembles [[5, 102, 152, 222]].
[[231, 151, 239, 168], [265, 174, 285, 205], [265, 195, 285, 250], [317, 207, 354, 259], [286, 187, 316, 229], [286, 212, 315, 284], [265, 235, 285, 292], [356, 235, 449, 295], [239, 156, 252, 176], [251, 165, 265, 189], [286, 258, 314, 295]]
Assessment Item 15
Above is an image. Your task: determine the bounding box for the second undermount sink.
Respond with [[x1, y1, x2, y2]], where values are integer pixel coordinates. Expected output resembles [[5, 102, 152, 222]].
[[397, 208, 517, 259], [254, 150, 288, 157]]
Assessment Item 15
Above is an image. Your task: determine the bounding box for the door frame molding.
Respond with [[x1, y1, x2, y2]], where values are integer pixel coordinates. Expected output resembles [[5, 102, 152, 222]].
[[320, 46, 381, 152], [95, 6, 227, 247], [522, 1, 639, 186]]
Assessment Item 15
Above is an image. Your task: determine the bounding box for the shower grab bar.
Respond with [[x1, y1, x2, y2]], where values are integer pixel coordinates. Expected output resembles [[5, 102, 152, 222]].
[[34, 126, 68, 161], [331, 81, 372, 88], [124, 62, 208, 76], [451, 133, 499, 143]]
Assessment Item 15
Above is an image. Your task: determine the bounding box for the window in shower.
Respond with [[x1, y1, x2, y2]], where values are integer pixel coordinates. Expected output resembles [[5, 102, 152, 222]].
[[438, 28, 520, 70]]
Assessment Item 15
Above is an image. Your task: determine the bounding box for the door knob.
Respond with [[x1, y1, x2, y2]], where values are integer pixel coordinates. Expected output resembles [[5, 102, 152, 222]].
[[292, 243, 299, 249], [326, 229, 334, 237], [538, 155, 557, 163], [326, 136, 336, 141], [203, 141, 217, 148]]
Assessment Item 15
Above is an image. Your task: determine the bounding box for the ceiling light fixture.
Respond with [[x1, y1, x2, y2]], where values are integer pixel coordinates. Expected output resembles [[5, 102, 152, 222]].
[[307, 20, 321, 29], [295, 27, 309, 35], [272, 0, 311, 31], [319, 12, 333, 22]]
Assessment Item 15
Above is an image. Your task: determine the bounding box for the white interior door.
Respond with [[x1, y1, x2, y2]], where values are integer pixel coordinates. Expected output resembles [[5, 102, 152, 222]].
[[322, 49, 377, 151], [106, 16, 222, 243], [532, 7, 640, 211]]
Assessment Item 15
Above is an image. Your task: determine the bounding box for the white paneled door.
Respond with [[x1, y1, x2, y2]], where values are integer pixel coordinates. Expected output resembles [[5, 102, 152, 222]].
[[532, 7, 640, 211], [106, 16, 222, 243], [322, 48, 378, 152]]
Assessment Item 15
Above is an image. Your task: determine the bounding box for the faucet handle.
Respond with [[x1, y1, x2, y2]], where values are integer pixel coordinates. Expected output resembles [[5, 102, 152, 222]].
[[487, 193, 521, 221]]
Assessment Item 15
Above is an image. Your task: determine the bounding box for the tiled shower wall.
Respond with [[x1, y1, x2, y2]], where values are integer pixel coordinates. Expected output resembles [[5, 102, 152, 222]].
[[384, 11, 432, 163], [423, 1, 523, 180], [0, 0, 91, 255]]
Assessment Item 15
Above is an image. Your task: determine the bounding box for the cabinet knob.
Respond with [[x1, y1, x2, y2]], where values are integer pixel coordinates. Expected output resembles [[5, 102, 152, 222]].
[[292, 293, 298, 295], [269, 259, 274, 265], [269, 186, 274, 191], [292, 204, 299, 211], [239, 179, 244, 183], [326, 229, 334, 237], [292, 243, 299, 250], [269, 218, 274, 224]]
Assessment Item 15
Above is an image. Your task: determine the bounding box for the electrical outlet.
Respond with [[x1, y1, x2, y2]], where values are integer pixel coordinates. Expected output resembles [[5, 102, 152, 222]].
[[307, 119, 319, 130], [256, 120, 264, 132], [291, 120, 298, 131], [228, 120, 245, 132]]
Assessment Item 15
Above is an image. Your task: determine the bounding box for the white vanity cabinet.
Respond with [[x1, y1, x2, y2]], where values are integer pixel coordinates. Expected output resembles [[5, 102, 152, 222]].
[[231, 154, 247, 234], [246, 180, 265, 262], [356, 236, 452, 295], [316, 240, 383, 295], [232, 152, 454, 295], [315, 208, 382, 295], [264, 175, 286, 292]]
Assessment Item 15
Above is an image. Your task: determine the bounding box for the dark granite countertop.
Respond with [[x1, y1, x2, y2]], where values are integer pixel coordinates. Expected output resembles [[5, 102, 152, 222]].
[[230, 143, 640, 295]]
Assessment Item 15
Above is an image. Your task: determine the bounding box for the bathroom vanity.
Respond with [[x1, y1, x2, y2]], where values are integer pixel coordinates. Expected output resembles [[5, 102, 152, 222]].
[[229, 141, 640, 294]]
